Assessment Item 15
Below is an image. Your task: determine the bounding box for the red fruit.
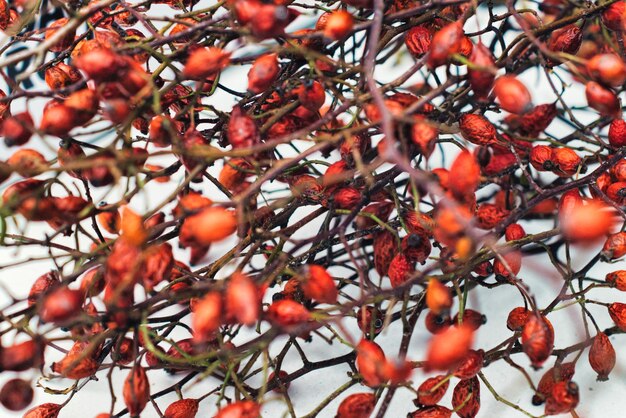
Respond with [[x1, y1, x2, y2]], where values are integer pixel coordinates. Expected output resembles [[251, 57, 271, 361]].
[[2, 112, 34, 147], [472, 260, 493, 278], [0, 0, 8, 30], [457, 36, 473, 59], [52, 341, 99, 379], [104, 237, 142, 289], [607, 181, 626, 204], [459, 114, 497, 145], [0, 378, 33, 411], [248, 4, 292, 39], [75, 48, 124, 81], [296, 81, 325, 111], [333, 187, 362, 209], [164, 339, 198, 373], [426, 278, 452, 315], [192, 292, 222, 341], [64, 88, 98, 125], [453, 349, 484, 379], [505, 223, 526, 241], [219, 158, 253, 191], [448, 150, 480, 198], [612, 159, 626, 181], [183, 47, 231, 80], [46, 18, 75, 52], [23, 403, 62, 418], [586, 53, 626, 86], [233, 0, 261, 25], [84, 154, 116, 187], [411, 116, 439, 158], [594, 172, 612, 198], [386, 359, 414, 386], [214, 400, 261, 418], [426, 324, 474, 371], [247, 53, 279, 94], [123, 366, 150, 417], [357, 306, 384, 335], [560, 199, 615, 242], [163, 398, 199, 418], [453, 309, 486, 331], [608, 302, 626, 330], [113, 337, 134, 365], [416, 375, 449, 406], [586, 81, 621, 116], [118, 207, 147, 247], [356, 339, 387, 387], [427, 22, 464, 68], [521, 314, 554, 368], [606, 270, 626, 291], [405, 25, 432, 58], [601, 232, 626, 260], [227, 106, 259, 148], [102, 99, 132, 123], [355, 201, 394, 231], [511, 102, 558, 136], [602, 1, 626, 31], [40, 101, 76, 136], [404, 211, 435, 236], [323, 10, 353, 40], [551, 147, 581, 176], [558, 189, 583, 220], [39, 287, 83, 324], [433, 205, 473, 248], [336, 393, 376, 418], [425, 311, 451, 334], [547, 24, 582, 65], [266, 299, 311, 328], [45, 63, 81, 91], [409, 406, 452, 418], [7, 148, 47, 177], [141, 243, 174, 291], [180, 207, 238, 247], [0, 339, 45, 371], [506, 307, 530, 331], [545, 381, 579, 415], [451, 376, 480, 418], [493, 75, 533, 114], [468, 42, 495, 100], [588, 332, 615, 381], [401, 233, 431, 264], [322, 160, 349, 189], [28, 271, 60, 306], [225, 272, 262, 325], [301, 264, 337, 304], [149, 115, 181, 147], [530, 145, 554, 171], [534, 362, 576, 405], [387, 252, 415, 288], [475, 203, 509, 230]]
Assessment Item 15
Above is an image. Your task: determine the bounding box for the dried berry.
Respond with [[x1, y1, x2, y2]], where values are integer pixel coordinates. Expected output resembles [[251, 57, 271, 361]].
[[0, 379, 33, 411], [521, 314, 554, 369], [336, 393, 376, 418], [163, 398, 199, 418], [459, 114, 497, 145], [588, 332, 615, 381], [123, 366, 150, 417], [493, 75, 533, 114]]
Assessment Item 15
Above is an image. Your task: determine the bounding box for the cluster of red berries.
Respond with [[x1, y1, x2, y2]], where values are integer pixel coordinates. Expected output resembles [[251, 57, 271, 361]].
[[0, 0, 626, 417]]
